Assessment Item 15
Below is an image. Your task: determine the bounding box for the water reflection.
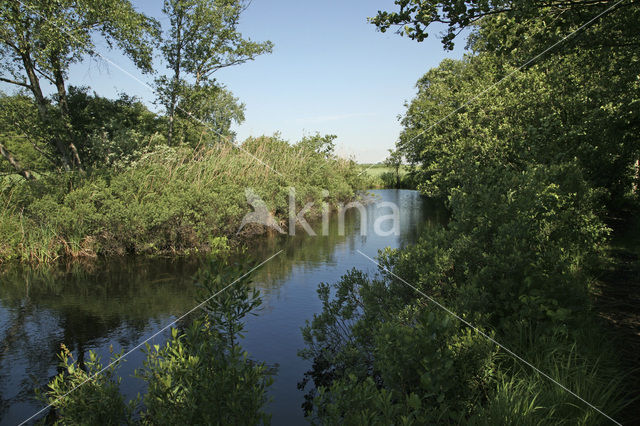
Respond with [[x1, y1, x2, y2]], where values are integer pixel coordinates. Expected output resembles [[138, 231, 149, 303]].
[[0, 190, 446, 425]]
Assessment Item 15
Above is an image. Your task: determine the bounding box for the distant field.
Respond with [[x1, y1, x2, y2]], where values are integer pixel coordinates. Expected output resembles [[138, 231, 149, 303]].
[[357, 164, 408, 178]]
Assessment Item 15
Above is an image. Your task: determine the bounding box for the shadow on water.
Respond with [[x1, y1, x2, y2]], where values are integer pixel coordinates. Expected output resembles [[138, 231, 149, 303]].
[[0, 189, 447, 425]]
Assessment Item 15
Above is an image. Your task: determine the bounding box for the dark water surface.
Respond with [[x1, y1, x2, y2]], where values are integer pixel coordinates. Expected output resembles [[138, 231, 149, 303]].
[[0, 189, 446, 425]]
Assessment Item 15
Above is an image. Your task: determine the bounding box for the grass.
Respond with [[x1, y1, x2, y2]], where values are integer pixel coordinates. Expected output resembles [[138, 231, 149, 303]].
[[0, 136, 368, 265], [474, 323, 632, 425]]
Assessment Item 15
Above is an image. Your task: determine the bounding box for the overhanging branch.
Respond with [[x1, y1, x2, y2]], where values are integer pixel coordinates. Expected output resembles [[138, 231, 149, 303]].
[[0, 76, 32, 89]]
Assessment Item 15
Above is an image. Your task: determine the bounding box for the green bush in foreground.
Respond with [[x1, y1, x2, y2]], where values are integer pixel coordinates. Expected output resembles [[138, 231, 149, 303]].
[[39, 259, 272, 425], [37, 345, 134, 425], [300, 268, 628, 425]]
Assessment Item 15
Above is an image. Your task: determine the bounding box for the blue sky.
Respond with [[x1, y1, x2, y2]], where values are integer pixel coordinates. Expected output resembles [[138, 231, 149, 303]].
[[52, 1, 468, 163]]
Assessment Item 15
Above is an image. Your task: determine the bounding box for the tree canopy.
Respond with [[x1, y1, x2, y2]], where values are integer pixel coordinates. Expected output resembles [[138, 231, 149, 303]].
[[0, 0, 159, 171], [370, 0, 637, 50], [157, 0, 273, 145]]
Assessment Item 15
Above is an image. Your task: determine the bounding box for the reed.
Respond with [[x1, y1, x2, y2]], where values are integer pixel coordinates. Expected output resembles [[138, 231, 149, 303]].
[[0, 136, 367, 265]]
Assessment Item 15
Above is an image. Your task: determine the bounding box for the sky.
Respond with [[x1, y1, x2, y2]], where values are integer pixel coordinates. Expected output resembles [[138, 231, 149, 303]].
[[40, 1, 469, 163]]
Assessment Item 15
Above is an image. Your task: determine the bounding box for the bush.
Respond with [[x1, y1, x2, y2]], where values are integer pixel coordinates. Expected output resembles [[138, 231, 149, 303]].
[[299, 270, 496, 423], [139, 322, 272, 425], [37, 345, 133, 425], [39, 259, 273, 425]]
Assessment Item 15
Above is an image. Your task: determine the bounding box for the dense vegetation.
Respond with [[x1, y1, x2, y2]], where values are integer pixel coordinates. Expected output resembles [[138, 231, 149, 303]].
[[6, 0, 639, 424], [0, 1, 365, 265], [0, 123, 364, 263], [299, 0, 639, 424]]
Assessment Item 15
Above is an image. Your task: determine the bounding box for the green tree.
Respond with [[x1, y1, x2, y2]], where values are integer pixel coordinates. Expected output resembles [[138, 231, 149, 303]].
[[0, 0, 158, 173], [383, 148, 403, 188], [297, 133, 337, 158], [157, 0, 273, 145], [65, 87, 162, 168]]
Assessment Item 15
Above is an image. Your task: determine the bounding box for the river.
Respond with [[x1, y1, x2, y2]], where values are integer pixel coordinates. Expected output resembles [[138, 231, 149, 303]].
[[0, 189, 447, 425]]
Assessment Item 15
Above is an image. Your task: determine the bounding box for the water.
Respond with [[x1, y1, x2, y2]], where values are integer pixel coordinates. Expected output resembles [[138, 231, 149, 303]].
[[0, 189, 447, 425]]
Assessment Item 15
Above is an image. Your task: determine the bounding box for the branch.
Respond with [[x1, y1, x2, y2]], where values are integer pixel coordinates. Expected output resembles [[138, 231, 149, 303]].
[[0, 36, 20, 52], [0, 142, 35, 180], [0, 76, 32, 89], [3, 132, 57, 165], [33, 66, 55, 84], [201, 57, 254, 77]]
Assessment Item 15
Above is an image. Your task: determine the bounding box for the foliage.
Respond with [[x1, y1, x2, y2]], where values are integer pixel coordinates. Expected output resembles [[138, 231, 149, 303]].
[[138, 322, 272, 425], [0, 0, 289, 268], [390, 162, 607, 328], [383, 149, 403, 188], [195, 258, 263, 349], [157, 0, 273, 145], [300, 0, 637, 423], [299, 270, 496, 422], [0, 0, 157, 79], [300, 227, 628, 423], [65, 87, 163, 168], [296, 133, 337, 158], [0, 135, 365, 264], [40, 259, 273, 425], [0, 0, 159, 170], [397, 49, 640, 207], [467, 326, 629, 426], [37, 344, 134, 425], [369, 0, 638, 50], [0, 93, 57, 173], [167, 83, 246, 146]]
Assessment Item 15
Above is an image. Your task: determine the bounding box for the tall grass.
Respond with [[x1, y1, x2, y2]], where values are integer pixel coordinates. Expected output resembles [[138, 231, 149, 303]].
[[470, 324, 632, 425], [0, 136, 367, 265]]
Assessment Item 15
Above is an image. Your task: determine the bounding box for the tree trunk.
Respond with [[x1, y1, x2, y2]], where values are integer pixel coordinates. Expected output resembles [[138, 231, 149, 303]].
[[53, 59, 84, 173], [20, 52, 73, 171], [167, 12, 184, 146], [168, 88, 177, 145], [21, 54, 46, 112], [0, 142, 35, 180], [634, 158, 639, 195]]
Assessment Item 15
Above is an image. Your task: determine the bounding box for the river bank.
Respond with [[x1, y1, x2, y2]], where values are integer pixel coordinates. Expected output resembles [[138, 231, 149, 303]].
[[0, 189, 440, 424], [0, 137, 369, 266]]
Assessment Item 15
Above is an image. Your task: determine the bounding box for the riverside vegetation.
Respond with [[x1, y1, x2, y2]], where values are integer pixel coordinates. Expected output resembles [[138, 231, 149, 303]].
[[0, 0, 366, 265], [0, 126, 365, 264], [3, 0, 639, 424], [299, 1, 640, 425]]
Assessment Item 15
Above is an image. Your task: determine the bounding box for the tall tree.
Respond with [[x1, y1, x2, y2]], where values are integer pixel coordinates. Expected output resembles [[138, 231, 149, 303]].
[[384, 148, 403, 188], [0, 0, 158, 173], [158, 0, 273, 145], [377, 0, 640, 204]]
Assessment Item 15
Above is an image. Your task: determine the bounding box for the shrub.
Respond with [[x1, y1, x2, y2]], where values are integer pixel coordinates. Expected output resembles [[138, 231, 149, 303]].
[[300, 270, 496, 422], [39, 259, 273, 425], [37, 345, 133, 425]]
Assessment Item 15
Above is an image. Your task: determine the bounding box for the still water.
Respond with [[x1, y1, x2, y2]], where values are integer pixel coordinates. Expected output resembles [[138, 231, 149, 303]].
[[0, 189, 446, 425]]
